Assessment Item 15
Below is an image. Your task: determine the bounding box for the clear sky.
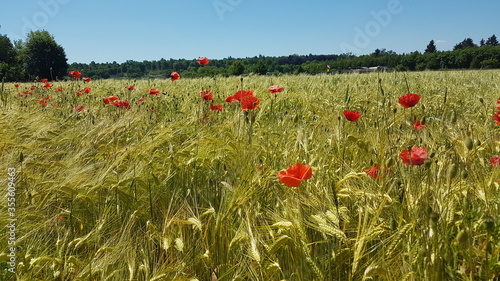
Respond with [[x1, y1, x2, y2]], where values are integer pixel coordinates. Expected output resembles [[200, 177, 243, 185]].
[[1, 0, 499, 64]]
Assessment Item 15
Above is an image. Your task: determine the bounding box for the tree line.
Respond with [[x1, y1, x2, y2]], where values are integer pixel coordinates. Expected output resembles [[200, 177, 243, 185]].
[[1, 31, 500, 81]]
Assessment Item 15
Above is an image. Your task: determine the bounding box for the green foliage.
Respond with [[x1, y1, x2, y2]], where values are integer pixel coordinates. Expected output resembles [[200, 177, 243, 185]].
[[454, 38, 477, 50], [20, 30, 68, 80], [253, 60, 268, 75], [486, 34, 499, 46], [0, 35, 16, 64], [229, 60, 245, 76], [425, 40, 437, 54]]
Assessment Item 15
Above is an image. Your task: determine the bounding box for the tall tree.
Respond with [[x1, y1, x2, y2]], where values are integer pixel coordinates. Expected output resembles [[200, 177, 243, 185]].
[[0, 34, 16, 64], [453, 38, 477, 50], [254, 60, 268, 75], [228, 60, 245, 76], [485, 34, 499, 46], [424, 40, 437, 54], [20, 30, 68, 80]]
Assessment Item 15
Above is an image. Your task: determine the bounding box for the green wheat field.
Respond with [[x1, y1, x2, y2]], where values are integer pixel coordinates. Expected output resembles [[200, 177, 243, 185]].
[[1, 70, 500, 280]]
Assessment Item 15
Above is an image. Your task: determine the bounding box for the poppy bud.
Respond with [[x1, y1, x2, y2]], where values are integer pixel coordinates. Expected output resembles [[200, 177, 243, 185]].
[[429, 211, 440, 223], [390, 218, 397, 230], [451, 111, 457, 123], [461, 170, 468, 179], [20, 152, 24, 163], [465, 137, 474, 150], [456, 228, 470, 247], [476, 139, 481, 146], [421, 116, 427, 125], [479, 97, 484, 103], [446, 164, 458, 183], [483, 215, 495, 233]]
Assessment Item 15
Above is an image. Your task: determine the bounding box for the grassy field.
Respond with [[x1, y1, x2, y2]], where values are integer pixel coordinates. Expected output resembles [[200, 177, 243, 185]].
[[1, 70, 500, 280]]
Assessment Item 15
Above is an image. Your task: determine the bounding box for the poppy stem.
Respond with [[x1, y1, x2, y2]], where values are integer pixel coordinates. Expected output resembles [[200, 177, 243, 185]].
[[148, 179, 154, 221], [404, 73, 411, 93]]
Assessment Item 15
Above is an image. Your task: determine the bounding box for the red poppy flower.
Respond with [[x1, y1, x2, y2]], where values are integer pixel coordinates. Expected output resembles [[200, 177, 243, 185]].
[[69, 70, 82, 79], [74, 105, 85, 112], [137, 96, 147, 103], [30, 86, 36, 91], [17, 93, 25, 97], [343, 110, 362, 122], [399, 147, 428, 165], [268, 85, 284, 94], [126, 85, 135, 91], [118, 100, 131, 109], [44, 96, 51, 100], [413, 120, 427, 130], [225, 95, 236, 103], [41, 78, 48, 83], [490, 155, 500, 167], [148, 89, 160, 95], [197, 57, 209, 66], [43, 83, 53, 89], [82, 87, 91, 94], [39, 98, 48, 106], [76, 91, 83, 96], [104, 96, 119, 104], [200, 90, 213, 101], [365, 164, 380, 178], [83, 77, 91, 83], [277, 163, 312, 187], [170, 72, 180, 81], [398, 93, 421, 108], [240, 95, 260, 111], [24, 91, 33, 95], [225, 90, 254, 103], [14, 84, 19, 88], [210, 103, 223, 111], [493, 112, 500, 125], [56, 88, 63, 92]]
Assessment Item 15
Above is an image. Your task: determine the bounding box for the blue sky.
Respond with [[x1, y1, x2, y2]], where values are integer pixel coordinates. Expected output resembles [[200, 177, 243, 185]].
[[1, 0, 499, 63]]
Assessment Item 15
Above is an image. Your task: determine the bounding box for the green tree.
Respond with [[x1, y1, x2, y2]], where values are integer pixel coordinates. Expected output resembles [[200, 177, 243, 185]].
[[480, 58, 500, 69], [453, 38, 477, 50], [228, 60, 245, 76], [254, 60, 268, 75], [0, 35, 16, 64], [20, 30, 68, 80], [485, 34, 499, 46], [424, 40, 437, 54], [0, 34, 21, 80]]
